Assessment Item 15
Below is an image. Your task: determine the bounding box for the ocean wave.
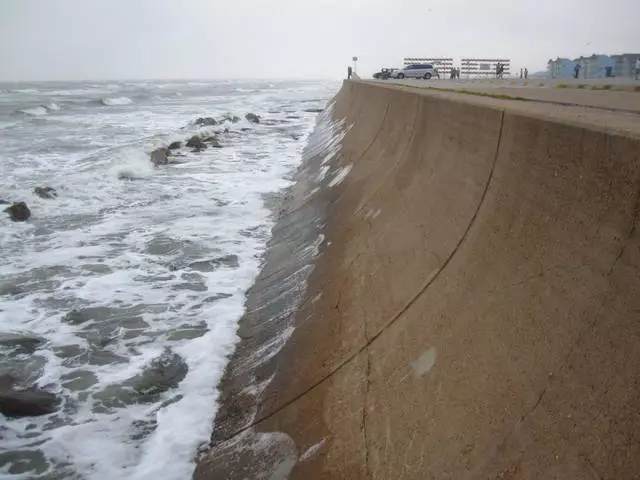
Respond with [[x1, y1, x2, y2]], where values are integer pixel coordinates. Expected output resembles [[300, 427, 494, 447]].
[[16, 106, 48, 116], [100, 96, 133, 106], [9, 88, 40, 94], [44, 101, 61, 111], [0, 79, 339, 480], [110, 148, 154, 180]]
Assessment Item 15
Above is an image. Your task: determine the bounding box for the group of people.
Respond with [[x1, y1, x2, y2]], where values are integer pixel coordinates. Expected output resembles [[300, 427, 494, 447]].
[[449, 67, 461, 80], [495, 62, 506, 79]]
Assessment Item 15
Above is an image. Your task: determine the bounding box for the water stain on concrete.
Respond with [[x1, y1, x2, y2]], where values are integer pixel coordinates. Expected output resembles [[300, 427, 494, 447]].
[[411, 347, 437, 377]]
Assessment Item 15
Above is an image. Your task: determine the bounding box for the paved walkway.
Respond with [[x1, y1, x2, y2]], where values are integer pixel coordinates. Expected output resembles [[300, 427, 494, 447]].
[[376, 78, 640, 114]]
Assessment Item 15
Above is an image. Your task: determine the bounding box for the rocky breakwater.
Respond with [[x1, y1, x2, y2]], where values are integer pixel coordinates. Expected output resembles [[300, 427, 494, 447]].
[[147, 112, 262, 165], [1, 186, 59, 222]]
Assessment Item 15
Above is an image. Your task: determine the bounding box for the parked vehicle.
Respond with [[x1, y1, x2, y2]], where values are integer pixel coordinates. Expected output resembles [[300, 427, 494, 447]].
[[373, 68, 398, 80], [394, 64, 439, 80]]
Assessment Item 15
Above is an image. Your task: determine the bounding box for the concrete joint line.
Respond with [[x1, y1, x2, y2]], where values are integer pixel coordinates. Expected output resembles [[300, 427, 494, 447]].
[[354, 101, 392, 165], [608, 169, 640, 275], [353, 97, 421, 217]]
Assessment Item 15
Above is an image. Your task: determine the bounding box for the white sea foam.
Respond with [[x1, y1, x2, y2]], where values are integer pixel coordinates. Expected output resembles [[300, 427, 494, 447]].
[[16, 106, 48, 116], [44, 101, 61, 111], [101, 96, 133, 106], [328, 164, 352, 187], [110, 148, 155, 180]]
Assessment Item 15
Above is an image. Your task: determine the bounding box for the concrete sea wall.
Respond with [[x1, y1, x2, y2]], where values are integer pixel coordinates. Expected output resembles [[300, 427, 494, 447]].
[[195, 80, 640, 479]]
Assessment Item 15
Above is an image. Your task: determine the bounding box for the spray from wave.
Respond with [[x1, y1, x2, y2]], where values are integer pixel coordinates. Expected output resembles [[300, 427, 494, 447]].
[[110, 148, 155, 180], [101, 96, 133, 106]]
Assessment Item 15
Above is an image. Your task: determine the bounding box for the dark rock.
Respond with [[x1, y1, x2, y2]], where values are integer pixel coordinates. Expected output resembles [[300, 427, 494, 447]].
[[168, 141, 182, 150], [129, 349, 188, 398], [194, 117, 218, 126], [0, 199, 10, 204], [0, 374, 18, 389], [202, 135, 222, 148], [0, 333, 45, 354], [186, 135, 206, 152], [0, 387, 59, 417], [5, 202, 31, 222], [304, 108, 324, 113], [34, 186, 57, 199], [245, 113, 260, 124], [150, 148, 170, 166]]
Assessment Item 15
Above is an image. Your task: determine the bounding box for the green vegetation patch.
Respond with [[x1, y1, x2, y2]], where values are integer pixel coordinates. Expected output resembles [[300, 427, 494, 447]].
[[591, 84, 613, 91]]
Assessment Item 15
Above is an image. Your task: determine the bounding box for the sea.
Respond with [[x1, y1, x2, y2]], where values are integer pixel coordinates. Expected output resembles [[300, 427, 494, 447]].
[[0, 79, 338, 479]]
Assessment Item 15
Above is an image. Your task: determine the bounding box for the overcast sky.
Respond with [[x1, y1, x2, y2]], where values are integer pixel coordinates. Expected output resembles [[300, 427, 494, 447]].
[[0, 0, 638, 81]]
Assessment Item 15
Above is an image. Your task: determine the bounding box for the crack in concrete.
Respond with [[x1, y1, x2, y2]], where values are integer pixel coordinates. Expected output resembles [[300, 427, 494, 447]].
[[608, 173, 640, 275], [363, 344, 372, 479]]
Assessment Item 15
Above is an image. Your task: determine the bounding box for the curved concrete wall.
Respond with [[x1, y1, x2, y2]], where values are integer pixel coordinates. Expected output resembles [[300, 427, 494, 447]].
[[195, 81, 640, 479]]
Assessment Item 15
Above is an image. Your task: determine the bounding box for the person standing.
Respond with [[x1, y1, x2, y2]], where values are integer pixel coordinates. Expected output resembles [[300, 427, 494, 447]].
[[574, 63, 581, 79], [347, 66, 353, 79], [635, 58, 640, 80], [520, 68, 523, 79], [524, 67, 528, 79]]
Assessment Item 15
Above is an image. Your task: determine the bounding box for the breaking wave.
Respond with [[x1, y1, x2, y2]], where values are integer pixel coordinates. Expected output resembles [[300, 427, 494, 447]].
[[100, 96, 133, 106], [44, 101, 61, 111], [16, 106, 48, 116]]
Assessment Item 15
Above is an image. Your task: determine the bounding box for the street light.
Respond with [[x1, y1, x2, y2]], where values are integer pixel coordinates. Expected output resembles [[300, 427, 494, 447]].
[[352, 56, 358, 74]]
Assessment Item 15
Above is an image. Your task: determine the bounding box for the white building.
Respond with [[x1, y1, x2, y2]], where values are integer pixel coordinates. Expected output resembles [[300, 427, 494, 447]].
[[460, 58, 511, 78]]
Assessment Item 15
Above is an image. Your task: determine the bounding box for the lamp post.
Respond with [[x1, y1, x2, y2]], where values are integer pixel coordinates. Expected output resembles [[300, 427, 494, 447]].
[[352, 56, 359, 75]]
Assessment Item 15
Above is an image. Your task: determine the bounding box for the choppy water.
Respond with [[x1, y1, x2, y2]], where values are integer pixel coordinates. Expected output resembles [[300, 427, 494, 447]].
[[0, 79, 337, 479]]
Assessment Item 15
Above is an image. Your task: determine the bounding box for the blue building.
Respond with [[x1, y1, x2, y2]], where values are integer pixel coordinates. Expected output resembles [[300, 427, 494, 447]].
[[576, 55, 615, 78], [547, 58, 574, 78], [549, 54, 618, 79]]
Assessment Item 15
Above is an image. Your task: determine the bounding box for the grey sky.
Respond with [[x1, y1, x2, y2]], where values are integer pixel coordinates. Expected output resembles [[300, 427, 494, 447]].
[[0, 0, 638, 81]]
